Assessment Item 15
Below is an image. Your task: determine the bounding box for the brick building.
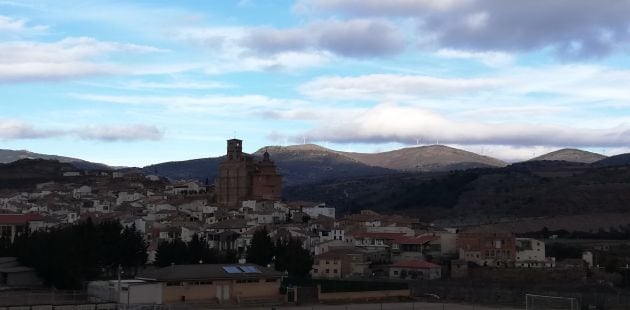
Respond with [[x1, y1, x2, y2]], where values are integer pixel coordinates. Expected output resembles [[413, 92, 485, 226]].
[[457, 227, 516, 267], [215, 139, 282, 206]]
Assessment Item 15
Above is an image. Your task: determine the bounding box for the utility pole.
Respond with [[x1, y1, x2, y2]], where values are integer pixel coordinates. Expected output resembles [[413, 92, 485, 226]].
[[117, 264, 122, 304]]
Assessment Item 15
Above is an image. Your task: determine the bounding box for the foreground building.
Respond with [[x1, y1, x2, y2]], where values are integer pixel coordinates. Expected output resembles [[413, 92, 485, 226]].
[[96, 264, 285, 304]]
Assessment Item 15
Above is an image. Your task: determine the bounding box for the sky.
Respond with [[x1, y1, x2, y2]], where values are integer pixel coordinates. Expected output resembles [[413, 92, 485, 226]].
[[3, 0, 630, 166]]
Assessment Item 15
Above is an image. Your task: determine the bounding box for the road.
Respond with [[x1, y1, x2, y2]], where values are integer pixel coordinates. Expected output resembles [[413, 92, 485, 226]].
[[215, 302, 521, 310]]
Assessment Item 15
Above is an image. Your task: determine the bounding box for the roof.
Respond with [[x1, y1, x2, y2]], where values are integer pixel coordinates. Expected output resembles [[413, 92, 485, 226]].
[[208, 219, 248, 229], [315, 248, 365, 260], [393, 235, 438, 245], [0, 266, 35, 273], [0, 213, 43, 225], [351, 232, 406, 240], [391, 260, 441, 269], [137, 264, 282, 282]]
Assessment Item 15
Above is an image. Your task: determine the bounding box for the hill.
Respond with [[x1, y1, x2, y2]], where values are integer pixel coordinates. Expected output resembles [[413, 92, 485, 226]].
[[592, 153, 630, 168], [0, 159, 75, 189], [530, 148, 606, 163], [143, 144, 508, 186], [252, 145, 394, 186], [143, 157, 225, 184], [0, 149, 111, 170], [143, 145, 394, 186], [285, 161, 630, 222], [339, 145, 507, 171]]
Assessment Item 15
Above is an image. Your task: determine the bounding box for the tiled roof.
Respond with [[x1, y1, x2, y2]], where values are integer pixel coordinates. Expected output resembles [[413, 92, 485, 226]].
[[351, 232, 406, 239], [392, 235, 438, 245], [0, 213, 43, 224], [391, 260, 441, 269]]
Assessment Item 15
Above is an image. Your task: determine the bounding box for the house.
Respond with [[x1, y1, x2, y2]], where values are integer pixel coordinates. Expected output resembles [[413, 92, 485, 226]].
[[165, 181, 204, 196], [311, 248, 369, 279], [391, 235, 439, 262], [457, 227, 516, 267], [73, 185, 92, 198], [0, 213, 43, 242], [135, 264, 283, 304], [0, 257, 43, 287], [314, 240, 355, 256], [303, 203, 335, 219], [389, 260, 441, 280], [515, 238, 555, 268], [349, 232, 405, 263]]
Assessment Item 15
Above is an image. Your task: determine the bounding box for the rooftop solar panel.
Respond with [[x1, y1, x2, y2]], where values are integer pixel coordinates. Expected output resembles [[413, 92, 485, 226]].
[[222, 266, 243, 273], [240, 266, 261, 273]]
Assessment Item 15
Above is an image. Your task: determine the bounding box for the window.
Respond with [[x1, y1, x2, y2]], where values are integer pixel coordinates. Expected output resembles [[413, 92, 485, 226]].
[[333, 269, 338, 274], [325, 269, 330, 274], [236, 279, 258, 284], [0, 226, 11, 238], [313, 269, 318, 273], [393, 270, 399, 275], [265, 279, 277, 282], [166, 282, 182, 286]]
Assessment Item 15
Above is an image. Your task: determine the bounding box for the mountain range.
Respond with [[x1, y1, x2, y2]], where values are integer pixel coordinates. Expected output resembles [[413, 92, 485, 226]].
[[4, 146, 630, 186]]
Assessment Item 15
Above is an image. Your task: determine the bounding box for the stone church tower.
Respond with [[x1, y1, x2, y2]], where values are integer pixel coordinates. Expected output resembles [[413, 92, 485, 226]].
[[215, 139, 282, 206]]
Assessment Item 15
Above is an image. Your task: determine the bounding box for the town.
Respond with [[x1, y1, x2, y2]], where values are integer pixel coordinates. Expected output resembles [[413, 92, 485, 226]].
[[1, 139, 628, 309]]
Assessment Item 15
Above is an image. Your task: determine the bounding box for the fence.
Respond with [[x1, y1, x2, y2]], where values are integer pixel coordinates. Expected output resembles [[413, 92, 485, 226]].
[[0, 291, 103, 307]]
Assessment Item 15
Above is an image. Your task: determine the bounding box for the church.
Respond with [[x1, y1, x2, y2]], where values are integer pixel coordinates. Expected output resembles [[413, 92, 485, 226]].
[[215, 139, 282, 206]]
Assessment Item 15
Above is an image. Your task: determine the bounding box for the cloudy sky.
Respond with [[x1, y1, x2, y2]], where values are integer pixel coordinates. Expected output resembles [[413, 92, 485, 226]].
[[3, 0, 630, 166]]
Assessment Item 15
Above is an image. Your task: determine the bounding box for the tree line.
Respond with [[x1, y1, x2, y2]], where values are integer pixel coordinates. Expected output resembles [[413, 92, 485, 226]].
[[0, 218, 146, 289], [246, 228, 313, 278], [154, 234, 238, 267]]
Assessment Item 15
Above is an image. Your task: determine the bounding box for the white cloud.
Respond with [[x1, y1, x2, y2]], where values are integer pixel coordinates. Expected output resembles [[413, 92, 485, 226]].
[[0, 15, 47, 33], [298, 65, 630, 107], [172, 26, 333, 73], [294, 0, 468, 15], [77, 124, 163, 142], [123, 80, 230, 90], [279, 102, 630, 148], [298, 74, 501, 100], [242, 19, 405, 58], [436, 48, 513, 67], [0, 119, 60, 139], [0, 37, 167, 82], [70, 93, 308, 115], [0, 119, 163, 142]]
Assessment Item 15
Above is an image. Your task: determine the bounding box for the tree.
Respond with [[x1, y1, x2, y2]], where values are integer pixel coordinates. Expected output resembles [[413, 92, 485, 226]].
[[119, 224, 148, 275], [187, 234, 217, 264], [246, 228, 274, 267], [274, 238, 313, 278], [155, 239, 188, 267]]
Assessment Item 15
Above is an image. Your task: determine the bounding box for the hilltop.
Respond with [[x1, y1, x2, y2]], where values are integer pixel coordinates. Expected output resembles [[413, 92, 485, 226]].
[[530, 148, 606, 163], [0, 149, 111, 170], [339, 144, 507, 171]]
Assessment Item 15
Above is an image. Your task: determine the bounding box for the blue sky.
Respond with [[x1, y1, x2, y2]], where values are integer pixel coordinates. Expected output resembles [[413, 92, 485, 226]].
[[3, 0, 630, 166]]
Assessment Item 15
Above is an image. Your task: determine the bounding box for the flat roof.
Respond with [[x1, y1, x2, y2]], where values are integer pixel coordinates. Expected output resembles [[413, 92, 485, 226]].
[[137, 264, 283, 282]]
